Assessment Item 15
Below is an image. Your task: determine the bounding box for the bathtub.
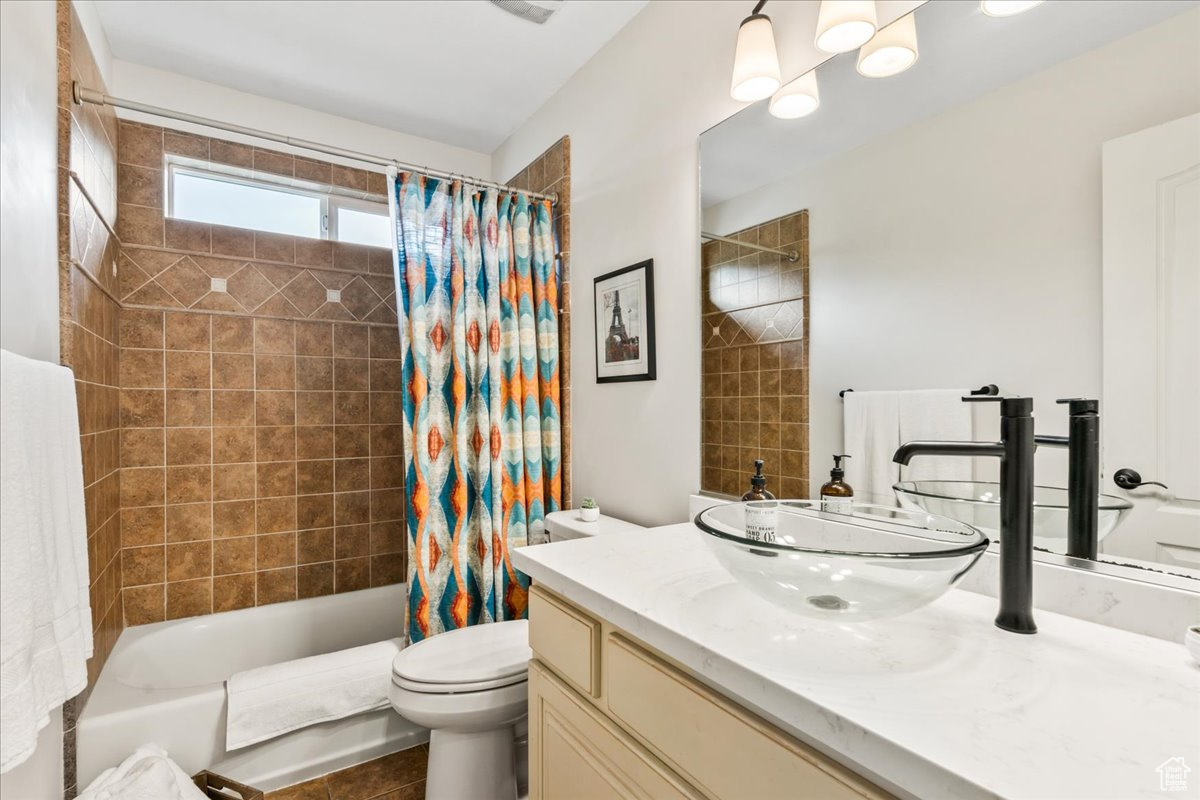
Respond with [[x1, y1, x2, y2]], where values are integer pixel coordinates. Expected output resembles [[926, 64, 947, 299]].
[[77, 585, 427, 792]]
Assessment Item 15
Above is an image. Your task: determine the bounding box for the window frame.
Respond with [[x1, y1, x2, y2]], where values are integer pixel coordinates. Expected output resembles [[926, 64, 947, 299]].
[[326, 194, 392, 247], [164, 160, 389, 246]]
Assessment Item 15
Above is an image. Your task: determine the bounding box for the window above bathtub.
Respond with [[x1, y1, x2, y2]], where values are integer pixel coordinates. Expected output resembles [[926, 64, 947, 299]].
[[166, 158, 392, 249]]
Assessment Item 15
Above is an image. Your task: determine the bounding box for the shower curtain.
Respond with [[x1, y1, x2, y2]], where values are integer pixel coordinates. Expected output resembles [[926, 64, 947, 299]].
[[387, 169, 561, 643]]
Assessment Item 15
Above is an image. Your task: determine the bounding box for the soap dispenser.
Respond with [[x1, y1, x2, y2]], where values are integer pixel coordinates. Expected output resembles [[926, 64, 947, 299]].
[[741, 460, 778, 542], [820, 455, 854, 513]]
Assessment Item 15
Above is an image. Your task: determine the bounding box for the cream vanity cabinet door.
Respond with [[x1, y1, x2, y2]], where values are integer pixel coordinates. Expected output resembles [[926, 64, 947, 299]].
[[529, 660, 704, 800]]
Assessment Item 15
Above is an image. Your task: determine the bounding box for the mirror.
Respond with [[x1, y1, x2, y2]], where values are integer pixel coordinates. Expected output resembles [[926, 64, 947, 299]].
[[698, 0, 1198, 577]]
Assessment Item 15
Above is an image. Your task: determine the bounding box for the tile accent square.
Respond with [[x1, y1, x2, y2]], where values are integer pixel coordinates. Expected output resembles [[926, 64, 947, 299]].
[[211, 277, 227, 292]]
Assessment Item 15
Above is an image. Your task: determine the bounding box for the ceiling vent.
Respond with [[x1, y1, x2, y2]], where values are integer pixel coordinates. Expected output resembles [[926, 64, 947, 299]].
[[489, 0, 564, 25]]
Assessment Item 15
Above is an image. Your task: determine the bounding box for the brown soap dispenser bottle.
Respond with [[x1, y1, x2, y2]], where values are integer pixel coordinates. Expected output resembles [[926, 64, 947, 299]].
[[741, 459, 776, 502], [820, 454, 854, 514], [742, 460, 778, 542]]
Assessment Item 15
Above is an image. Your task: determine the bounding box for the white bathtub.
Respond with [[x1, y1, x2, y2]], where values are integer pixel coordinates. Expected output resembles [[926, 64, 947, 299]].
[[77, 585, 427, 792]]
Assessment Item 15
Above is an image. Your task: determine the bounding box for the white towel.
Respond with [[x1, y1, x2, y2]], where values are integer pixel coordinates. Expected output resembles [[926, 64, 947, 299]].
[[842, 391, 901, 504], [226, 638, 402, 750], [76, 744, 207, 800], [898, 390, 975, 484], [0, 350, 93, 773]]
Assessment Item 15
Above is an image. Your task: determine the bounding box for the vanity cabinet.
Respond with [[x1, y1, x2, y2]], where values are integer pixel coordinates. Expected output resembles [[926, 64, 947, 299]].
[[528, 585, 894, 800]]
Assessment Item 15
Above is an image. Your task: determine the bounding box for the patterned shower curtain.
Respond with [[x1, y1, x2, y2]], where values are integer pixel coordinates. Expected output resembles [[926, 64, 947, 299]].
[[387, 169, 561, 643]]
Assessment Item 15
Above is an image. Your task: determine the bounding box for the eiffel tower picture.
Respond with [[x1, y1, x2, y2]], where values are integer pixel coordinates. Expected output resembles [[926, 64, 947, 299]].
[[594, 259, 656, 383], [604, 288, 640, 363]]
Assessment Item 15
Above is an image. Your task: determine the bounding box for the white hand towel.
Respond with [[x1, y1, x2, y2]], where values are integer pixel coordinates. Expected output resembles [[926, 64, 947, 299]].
[[1, 350, 93, 773], [842, 391, 901, 504], [898, 390, 975, 484], [226, 638, 402, 750], [76, 744, 207, 800]]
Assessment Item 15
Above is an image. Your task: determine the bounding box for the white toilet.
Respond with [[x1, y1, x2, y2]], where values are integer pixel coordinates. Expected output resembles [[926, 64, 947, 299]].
[[389, 510, 644, 800]]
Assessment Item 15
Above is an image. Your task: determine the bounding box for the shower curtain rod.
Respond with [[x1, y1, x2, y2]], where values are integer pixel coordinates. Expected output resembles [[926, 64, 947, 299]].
[[72, 82, 558, 204], [701, 231, 799, 262]]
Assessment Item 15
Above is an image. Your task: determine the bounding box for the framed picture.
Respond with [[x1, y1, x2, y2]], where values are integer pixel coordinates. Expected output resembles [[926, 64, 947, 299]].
[[594, 259, 656, 383]]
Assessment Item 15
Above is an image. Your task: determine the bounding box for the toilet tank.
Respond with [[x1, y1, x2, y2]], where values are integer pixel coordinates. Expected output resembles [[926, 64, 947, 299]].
[[544, 510, 645, 542]]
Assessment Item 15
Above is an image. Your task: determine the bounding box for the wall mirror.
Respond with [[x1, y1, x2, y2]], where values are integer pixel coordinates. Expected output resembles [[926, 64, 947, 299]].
[[698, 0, 1198, 580]]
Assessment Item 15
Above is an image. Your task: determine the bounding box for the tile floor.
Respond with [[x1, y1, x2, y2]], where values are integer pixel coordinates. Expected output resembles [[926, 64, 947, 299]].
[[264, 746, 427, 800]]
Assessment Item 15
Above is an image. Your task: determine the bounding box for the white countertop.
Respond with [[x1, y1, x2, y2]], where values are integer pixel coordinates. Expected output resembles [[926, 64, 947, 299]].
[[512, 524, 1200, 800]]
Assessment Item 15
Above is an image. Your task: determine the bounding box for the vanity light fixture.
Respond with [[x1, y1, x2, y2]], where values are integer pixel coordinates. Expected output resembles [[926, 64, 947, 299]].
[[814, 0, 878, 54], [730, 0, 782, 102], [769, 69, 820, 119], [856, 13, 918, 78], [980, 0, 1044, 17]]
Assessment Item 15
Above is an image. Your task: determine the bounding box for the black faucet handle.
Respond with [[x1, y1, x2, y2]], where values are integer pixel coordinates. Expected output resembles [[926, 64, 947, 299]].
[[962, 395, 1033, 416], [1056, 397, 1098, 415]]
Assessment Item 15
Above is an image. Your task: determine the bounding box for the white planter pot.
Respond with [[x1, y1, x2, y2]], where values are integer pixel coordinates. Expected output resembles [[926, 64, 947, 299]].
[[579, 507, 600, 522]]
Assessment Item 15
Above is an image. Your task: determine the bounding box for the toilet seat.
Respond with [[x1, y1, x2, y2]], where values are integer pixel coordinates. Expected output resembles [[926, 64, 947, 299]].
[[391, 619, 530, 695]]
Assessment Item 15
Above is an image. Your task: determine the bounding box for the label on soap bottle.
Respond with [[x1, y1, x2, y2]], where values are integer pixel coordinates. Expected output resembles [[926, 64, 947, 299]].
[[820, 496, 853, 514], [745, 502, 777, 542]]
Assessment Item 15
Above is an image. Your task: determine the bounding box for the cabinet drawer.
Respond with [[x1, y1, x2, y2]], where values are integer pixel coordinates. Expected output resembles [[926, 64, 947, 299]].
[[529, 585, 601, 696], [530, 660, 702, 800], [605, 635, 891, 800]]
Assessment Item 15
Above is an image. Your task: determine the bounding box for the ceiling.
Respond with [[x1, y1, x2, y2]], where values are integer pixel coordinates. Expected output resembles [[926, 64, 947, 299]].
[[701, 0, 1197, 209], [93, 0, 648, 153]]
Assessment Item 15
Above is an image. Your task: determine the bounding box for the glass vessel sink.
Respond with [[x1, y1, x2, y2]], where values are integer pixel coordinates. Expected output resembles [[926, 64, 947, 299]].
[[893, 481, 1132, 554], [694, 501, 988, 622]]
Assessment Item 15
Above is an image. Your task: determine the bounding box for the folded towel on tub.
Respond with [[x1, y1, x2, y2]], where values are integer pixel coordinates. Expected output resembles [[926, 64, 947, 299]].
[[0, 349, 93, 773], [226, 638, 403, 750], [76, 744, 207, 800]]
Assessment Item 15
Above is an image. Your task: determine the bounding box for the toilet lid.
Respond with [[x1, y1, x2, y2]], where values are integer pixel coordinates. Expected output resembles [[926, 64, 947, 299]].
[[392, 619, 530, 691]]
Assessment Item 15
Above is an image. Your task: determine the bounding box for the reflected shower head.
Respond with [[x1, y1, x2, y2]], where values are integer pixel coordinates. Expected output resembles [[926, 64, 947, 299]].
[[489, 0, 564, 24]]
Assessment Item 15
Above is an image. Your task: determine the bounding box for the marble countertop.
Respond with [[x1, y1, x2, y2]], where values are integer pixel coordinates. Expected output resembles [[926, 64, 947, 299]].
[[512, 523, 1200, 800]]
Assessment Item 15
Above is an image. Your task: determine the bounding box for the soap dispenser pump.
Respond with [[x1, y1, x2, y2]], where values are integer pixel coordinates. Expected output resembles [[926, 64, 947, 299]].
[[820, 455, 854, 513], [741, 459, 776, 502]]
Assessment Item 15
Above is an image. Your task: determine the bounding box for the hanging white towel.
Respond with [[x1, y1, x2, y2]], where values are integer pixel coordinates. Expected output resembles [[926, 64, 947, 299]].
[[842, 391, 901, 504], [226, 638, 402, 750], [0, 350, 93, 774], [76, 744, 207, 800], [898, 390, 975, 484]]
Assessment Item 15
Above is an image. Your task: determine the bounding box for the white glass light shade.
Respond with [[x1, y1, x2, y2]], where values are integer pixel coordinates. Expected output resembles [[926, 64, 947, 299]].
[[980, 0, 1044, 17], [856, 13, 918, 78], [731, 14, 782, 102], [815, 0, 878, 54], [769, 70, 820, 119]]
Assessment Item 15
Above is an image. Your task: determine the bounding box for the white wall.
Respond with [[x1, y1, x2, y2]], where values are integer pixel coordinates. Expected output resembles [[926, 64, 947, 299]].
[[0, 0, 66, 793], [493, 1, 920, 525], [108, 60, 493, 179], [704, 11, 1200, 495], [1, 0, 61, 366]]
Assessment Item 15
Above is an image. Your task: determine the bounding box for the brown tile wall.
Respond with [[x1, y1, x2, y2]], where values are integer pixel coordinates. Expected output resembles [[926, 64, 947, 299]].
[[57, 2, 122, 794], [700, 211, 810, 498], [506, 137, 572, 507], [114, 123, 406, 624]]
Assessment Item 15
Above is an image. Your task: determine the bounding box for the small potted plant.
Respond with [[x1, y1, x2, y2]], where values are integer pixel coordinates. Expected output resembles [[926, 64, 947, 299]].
[[579, 497, 600, 522]]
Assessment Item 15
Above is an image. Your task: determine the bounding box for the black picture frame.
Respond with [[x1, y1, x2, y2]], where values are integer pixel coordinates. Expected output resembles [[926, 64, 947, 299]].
[[594, 259, 656, 383]]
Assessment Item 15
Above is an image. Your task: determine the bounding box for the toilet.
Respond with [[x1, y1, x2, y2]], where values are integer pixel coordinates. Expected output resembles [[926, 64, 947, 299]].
[[389, 509, 644, 800]]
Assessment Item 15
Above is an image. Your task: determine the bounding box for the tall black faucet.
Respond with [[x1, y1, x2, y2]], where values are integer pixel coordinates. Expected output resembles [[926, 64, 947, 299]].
[[1034, 398, 1100, 560], [893, 396, 1037, 635]]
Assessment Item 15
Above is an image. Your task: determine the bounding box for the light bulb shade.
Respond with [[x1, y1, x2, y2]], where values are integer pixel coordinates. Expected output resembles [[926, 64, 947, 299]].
[[731, 14, 782, 102], [980, 0, 1044, 16], [856, 13, 918, 78], [815, 0, 878, 54], [769, 70, 820, 119]]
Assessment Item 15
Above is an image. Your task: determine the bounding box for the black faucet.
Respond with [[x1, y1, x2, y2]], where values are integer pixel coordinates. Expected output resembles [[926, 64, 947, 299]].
[[893, 396, 1037, 635], [1034, 398, 1100, 560]]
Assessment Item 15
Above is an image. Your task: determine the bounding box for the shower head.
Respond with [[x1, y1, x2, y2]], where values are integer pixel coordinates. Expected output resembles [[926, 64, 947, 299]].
[[489, 0, 564, 25]]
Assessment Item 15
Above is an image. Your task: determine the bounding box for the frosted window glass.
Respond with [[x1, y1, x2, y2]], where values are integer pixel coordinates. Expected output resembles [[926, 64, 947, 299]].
[[337, 206, 392, 248], [172, 172, 322, 239]]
